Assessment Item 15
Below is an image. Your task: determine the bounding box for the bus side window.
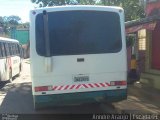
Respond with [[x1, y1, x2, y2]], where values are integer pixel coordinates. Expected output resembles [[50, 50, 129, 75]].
[[8, 43, 13, 56], [19, 45, 24, 58], [16, 44, 20, 56], [4, 43, 10, 57], [12, 43, 16, 55], [0, 42, 2, 58], [1, 42, 6, 57], [16, 44, 18, 55]]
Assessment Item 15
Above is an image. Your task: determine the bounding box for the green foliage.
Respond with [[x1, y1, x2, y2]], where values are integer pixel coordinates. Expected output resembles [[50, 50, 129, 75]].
[[126, 35, 135, 47], [3, 15, 21, 26], [119, 0, 145, 21], [0, 15, 21, 35], [78, 0, 96, 5], [17, 22, 29, 29], [31, 0, 78, 7], [31, 0, 145, 21]]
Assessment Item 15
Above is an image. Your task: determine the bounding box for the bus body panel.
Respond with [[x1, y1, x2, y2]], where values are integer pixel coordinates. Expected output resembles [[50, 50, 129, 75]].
[[30, 5, 127, 107], [11, 56, 21, 77], [31, 53, 126, 76], [32, 71, 127, 95], [31, 52, 127, 95], [0, 58, 8, 81], [34, 89, 127, 108]]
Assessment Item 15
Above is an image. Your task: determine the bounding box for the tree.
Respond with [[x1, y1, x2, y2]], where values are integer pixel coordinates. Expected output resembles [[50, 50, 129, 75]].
[[31, 0, 145, 21], [3, 15, 21, 27], [31, 0, 78, 7], [0, 15, 21, 35], [17, 22, 29, 29], [94, 0, 145, 21], [118, 0, 145, 21], [77, 0, 96, 5]]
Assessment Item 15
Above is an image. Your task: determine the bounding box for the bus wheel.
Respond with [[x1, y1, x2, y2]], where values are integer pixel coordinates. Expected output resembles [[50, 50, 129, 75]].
[[17, 65, 21, 77], [9, 69, 12, 83], [33, 96, 40, 110]]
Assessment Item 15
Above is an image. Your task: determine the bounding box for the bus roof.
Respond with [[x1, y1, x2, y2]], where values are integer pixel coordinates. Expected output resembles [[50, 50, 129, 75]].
[[0, 37, 19, 43], [30, 5, 123, 13]]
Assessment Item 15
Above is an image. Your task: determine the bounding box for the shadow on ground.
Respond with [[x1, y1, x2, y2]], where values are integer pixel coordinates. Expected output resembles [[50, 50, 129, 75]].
[[113, 85, 160, 114], [0, 81, 8, 89], [0, 75, 20, 89], [0, 82, 34, 113]]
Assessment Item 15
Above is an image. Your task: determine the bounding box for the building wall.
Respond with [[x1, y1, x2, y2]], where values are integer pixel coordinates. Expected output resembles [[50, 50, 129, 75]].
[[145, 21, 160, 73], [151, 21, 160, 70], [10, 29, 29, 45], [15, 30, 29, 45], [140, 21, 160, 90]]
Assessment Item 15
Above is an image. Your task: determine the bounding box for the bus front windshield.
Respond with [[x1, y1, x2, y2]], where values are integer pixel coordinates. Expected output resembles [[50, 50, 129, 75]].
[[36, 10, 122, 56]]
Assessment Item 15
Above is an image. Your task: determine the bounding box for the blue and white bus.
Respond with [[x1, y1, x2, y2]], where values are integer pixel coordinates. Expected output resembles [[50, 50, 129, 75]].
[[30, 5, 127, 109]]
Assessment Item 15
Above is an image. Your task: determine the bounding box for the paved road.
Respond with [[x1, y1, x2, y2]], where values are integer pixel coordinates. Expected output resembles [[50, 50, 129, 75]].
[[0, 59, 160, 114]]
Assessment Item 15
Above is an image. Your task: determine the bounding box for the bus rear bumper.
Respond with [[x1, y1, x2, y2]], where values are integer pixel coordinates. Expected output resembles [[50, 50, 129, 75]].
[[33, 89, 127, 109]]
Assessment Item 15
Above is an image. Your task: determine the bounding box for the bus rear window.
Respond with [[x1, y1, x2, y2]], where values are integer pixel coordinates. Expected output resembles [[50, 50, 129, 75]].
[[36, 10, 122, 56]]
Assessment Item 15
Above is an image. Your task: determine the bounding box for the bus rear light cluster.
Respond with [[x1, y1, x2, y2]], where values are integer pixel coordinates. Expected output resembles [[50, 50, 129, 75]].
[[110, 81, 127, 86], [35, 86, 52, 92]]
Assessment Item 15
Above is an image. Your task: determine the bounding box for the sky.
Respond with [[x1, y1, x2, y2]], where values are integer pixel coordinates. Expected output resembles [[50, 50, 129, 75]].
[[0, 0, 36, 23]]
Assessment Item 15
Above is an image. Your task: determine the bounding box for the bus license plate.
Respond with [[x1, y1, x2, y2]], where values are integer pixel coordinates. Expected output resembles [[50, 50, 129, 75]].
[[74, 76, 89, 82]]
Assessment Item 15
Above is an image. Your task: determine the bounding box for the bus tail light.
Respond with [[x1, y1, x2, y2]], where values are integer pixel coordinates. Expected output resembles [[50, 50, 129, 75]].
[[110, 81, 127, 86], [35, 86, 52, 92]]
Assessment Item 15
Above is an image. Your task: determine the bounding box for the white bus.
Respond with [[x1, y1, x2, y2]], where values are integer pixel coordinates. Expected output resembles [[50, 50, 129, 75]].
[[30, 5, 127, 109], [0, 37, 23, 82]]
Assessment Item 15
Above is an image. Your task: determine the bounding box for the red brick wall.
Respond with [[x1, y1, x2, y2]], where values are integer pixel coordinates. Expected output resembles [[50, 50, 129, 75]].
[[146, 0, 160, 16], [151, 21, 160, 70]]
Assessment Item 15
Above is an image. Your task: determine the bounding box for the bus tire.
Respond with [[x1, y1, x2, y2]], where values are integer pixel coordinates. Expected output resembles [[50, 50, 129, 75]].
[[33, 96, 39, 110], [17, 65, 21, 77], [0, 74, 1, 82], [34, 103, 38, 111], [9, 69, 12, 83]]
